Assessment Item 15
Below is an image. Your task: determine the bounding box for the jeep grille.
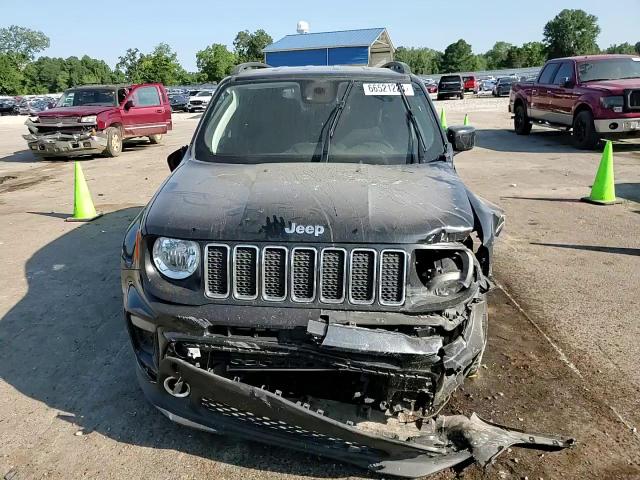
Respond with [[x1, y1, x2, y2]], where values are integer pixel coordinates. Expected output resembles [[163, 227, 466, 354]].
[[204, 244, 407, 307]]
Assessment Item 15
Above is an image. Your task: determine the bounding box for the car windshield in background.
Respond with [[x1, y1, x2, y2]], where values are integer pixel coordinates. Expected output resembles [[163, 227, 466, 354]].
[[196, 91, 212, 97], [498, 78, 513, 84], [195, 79, 443, 165], [56, 89, 117, 107], [578, 57, 640, 82]]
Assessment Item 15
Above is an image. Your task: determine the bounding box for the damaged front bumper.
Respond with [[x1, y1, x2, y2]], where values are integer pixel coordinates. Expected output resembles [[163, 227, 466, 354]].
[[142, 357, 573, 478], [23, 129, 107, 157]]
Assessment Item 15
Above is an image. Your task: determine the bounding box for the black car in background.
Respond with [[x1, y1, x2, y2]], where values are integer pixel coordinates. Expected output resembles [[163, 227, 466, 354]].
[[0, 98, 17, 115], [437, 74, 464, 100], [493, 77, 515, 97], [169, 92, 189, 112]]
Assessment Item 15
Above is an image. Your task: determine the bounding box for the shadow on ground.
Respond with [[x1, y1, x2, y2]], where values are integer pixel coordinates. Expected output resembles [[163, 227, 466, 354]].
[[475, 128, 640, 154], [0, 208, 357, 478], [531, 242, 640, 257]]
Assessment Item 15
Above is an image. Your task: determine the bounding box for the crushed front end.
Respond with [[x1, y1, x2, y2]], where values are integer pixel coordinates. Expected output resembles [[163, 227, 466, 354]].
[[23, 116, 107, 157], [121, 227, 573, 477]]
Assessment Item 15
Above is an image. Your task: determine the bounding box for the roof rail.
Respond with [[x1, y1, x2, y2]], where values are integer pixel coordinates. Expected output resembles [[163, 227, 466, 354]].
[[381, 61, 412, 75], [231, 62, 272, 75]]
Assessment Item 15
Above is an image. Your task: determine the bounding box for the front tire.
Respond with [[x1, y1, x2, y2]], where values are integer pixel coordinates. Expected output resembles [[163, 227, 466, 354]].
[[148, 134, 163, 145], [459, 92, 464, 100], [572, 110, 599, 150], [103, 126, 122, 157], [514, 103, 532, 135]]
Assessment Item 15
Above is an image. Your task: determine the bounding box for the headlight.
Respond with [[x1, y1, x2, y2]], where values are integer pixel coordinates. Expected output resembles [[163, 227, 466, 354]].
[[152, 237, 200, 279], [415, 249, 472, 297], [29, 116, 39, 123], [600, 96, 624, 111], [79, 115, 97, 123]]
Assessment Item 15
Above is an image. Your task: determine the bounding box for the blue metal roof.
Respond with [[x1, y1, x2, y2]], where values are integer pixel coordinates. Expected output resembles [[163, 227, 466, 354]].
[[263, 28, 386, 53]]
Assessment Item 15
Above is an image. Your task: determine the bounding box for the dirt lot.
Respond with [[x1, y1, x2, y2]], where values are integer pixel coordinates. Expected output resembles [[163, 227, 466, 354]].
[[1, 98, 639, 479]]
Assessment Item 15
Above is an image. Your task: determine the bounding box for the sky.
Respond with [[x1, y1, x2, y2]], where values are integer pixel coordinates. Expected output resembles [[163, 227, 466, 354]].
[[2, 0, 639, 71]]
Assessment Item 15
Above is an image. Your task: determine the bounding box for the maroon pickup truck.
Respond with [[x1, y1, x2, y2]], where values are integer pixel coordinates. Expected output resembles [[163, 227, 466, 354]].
[[510, 54, 640, 149], [24, 83, 172, 158]]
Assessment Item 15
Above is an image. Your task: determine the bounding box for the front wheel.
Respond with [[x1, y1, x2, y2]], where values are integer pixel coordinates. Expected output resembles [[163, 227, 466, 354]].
[[514, 104, 532, 135], [459, 92, 464, 100], [103, 127, 122, 157], [148, 134, 163, 144], [572, 110, 599, 150]]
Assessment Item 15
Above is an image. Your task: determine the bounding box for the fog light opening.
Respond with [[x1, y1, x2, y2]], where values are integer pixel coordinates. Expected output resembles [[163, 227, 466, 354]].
[[163, 376, 190, 398], [609, 122, 619, 130]]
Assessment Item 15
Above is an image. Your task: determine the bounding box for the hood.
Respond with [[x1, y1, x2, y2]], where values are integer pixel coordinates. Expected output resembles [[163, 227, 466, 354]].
[[144, 161, 475, 244], [583, 77, 640, 93], [38, 105, 115, 117]]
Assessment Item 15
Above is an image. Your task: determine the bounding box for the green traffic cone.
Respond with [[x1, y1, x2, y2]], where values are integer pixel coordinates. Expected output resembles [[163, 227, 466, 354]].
[[440, 108, 448, 130], [66, 162, 102, 222], [581, 141, 619, 205], [463, 114, 470, 126]]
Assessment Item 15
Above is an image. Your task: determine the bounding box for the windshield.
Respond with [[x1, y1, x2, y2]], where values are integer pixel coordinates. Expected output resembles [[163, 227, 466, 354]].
[[194, 79, 443, 165], [578, 57, 640, 82], [196, 91, 212, 97], [56, 88, 117, 107]]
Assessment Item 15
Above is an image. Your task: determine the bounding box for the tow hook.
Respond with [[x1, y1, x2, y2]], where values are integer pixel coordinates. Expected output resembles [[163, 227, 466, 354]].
[[163, 376, 190, 398]]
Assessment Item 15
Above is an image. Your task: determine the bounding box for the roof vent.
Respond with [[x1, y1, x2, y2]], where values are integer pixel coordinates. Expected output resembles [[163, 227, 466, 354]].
[[296, 21, 309, 34]]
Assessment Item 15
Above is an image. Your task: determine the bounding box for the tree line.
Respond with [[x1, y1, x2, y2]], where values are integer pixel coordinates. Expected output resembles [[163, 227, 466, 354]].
[[1, 9, 639, 95], [396, 9, 640, 74]]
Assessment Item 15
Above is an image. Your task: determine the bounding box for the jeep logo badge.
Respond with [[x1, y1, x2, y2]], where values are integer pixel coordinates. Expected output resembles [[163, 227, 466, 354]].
[[285, 222, 325, 237]]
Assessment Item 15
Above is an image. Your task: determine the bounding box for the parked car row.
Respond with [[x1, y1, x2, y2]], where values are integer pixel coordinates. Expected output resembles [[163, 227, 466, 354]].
[[167, 87, 217, 112], [0, 95, 60, 115]]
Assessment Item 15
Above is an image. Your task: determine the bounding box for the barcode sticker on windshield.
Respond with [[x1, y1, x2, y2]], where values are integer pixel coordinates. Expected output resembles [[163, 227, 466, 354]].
[[363, 83, 414, 96]]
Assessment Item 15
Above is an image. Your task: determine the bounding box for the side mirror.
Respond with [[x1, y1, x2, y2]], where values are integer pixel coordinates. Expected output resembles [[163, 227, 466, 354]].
[[167, 145, 188, 172], [124, 99, 134, 110], [447, 125, 476, 152], [562, 77, 575, 88]]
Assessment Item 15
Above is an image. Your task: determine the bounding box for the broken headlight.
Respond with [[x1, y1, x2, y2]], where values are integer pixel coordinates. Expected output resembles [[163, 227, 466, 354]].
[[415, 248, 473, 297], [79, 115, 97, 123], [152, 237, 200, 279]]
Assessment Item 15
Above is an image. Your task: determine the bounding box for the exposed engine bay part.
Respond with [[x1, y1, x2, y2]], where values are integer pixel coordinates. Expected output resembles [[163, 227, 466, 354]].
[[145, 357, 574, 478]]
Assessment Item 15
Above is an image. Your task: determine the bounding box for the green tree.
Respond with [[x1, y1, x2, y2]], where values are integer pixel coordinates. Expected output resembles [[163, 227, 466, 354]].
[[635, 42, 640, 55], [395, 47, 441, 74], [543, 9, 600, 59], [116, 48, 143, 83], [0, 25, 49, 66], [484, 41, 513, 69], [0, 54, 24, 95], [440, 39, 476, 73], [196, 44, 236, 82], [136, 43, 185, 85], [234, 29, 273, 63], [605, 42, 636, 54]]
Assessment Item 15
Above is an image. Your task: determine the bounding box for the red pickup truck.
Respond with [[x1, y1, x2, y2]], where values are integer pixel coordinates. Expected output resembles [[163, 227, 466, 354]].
[[24, 83, 172, 157], [510, 54, 640, 149]]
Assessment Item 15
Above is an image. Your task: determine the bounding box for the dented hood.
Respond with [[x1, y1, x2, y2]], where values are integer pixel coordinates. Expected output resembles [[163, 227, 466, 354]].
[[38, 105, 115, 117], [144, 160, 475, 244]]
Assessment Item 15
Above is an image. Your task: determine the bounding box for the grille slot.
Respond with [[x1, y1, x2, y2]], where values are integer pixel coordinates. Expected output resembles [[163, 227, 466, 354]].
[[628, 90, 640, 110], [291, 248, 317, 302], [233, 246, 258, 300], [349, 249, 376, 304], [262, 247, 288, 301], [320, 248, 346, 303], [379, 250, 406, 306], [205, 244, 230, 298]]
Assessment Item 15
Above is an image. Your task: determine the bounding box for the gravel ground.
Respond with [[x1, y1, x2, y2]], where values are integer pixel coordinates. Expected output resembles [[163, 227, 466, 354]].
[[0, 98, 639, 479]]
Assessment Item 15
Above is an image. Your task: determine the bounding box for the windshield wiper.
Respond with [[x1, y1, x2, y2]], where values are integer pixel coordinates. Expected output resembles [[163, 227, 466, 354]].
[[320, 80, 355, 162], [396, 82, 427, 163]]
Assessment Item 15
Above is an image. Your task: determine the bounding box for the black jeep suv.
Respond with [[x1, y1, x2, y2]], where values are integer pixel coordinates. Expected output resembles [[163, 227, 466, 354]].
[[437, 74, 465, 100], [121, 62, 570, 477]]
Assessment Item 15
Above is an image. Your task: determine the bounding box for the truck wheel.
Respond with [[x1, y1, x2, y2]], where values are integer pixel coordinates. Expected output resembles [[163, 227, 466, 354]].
[[103, 127, 122, 157], [436, 95, 442, 101], [572, 110, 599, 150], [514, 104, 532, 135], [148, 134, 163, 145]]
